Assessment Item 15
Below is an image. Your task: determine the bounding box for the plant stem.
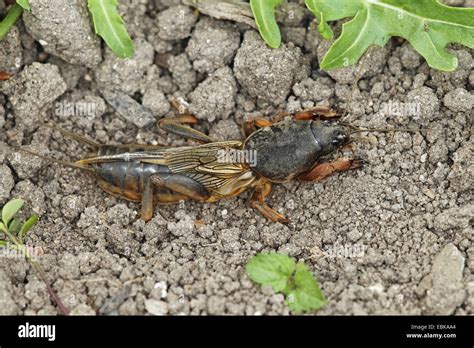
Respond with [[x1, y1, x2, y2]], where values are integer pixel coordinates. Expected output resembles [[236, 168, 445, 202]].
[[29, 258, 70, 316], [1, 226, 70, 315], [0, 225, 20, 245], [0, 4, 23, 41]]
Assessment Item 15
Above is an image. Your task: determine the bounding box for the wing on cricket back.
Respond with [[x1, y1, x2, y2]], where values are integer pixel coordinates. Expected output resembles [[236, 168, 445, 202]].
[[75, 141, 257, 199], [164, 141, 245, 175], [162, 141, 258, 198], [76, 141, 245, 171]]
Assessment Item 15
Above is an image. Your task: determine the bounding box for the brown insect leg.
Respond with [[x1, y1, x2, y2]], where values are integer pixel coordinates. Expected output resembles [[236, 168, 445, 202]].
[[141, 179, 154, 222], [248, 181, 290, 224], [298, 158, 364, 182], [0, 71, 11, 81], [139, 174, 212, 221], [158, 115, 214, 143], [294, 106, 340, 120], [149, 174, 211, 202], [242, 118, 273, 137]]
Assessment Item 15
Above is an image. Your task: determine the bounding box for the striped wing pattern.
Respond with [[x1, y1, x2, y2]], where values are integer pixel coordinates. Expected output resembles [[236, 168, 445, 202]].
[[78, 141, 255, 194], [164, 141, 251, 191]]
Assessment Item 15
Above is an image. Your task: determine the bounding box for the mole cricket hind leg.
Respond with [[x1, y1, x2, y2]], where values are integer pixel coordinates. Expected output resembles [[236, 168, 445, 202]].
[[293, 106, 340, 121], [158, 114, 214, 143], [141, 179, 155, 222], [248, 180, 290, 224], [139, 173, 212, 221], [298, 158, 364, 182]]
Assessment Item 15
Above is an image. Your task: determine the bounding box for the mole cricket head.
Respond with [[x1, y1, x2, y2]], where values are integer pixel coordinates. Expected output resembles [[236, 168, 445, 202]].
[[310, 120, 351, 156]]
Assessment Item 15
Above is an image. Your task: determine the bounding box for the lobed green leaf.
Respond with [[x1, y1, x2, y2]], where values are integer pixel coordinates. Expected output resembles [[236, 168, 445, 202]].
[[246, 253, 327, 313], [246, 252, 295, 292], [286, 263, 326, 313], [305, 0, 474, 72]]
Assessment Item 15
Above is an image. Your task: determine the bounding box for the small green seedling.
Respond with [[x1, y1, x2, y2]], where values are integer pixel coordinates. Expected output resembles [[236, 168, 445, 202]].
[[0, 0, 134, 58], [246, 252, 326, 313], [250, 0, 474, 72], [0, 198, 38, 243], [0, 198, 69, 315]]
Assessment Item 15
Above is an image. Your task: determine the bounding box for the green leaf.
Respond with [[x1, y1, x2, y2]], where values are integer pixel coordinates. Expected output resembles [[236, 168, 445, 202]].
[[18, 215, 38, 243], [0, 4, 23, 41], [2, 199, 24, 227], [286, 263, 327, 313], [8, 218, 21, 234], [305, 0, 474, 71], [317, 12, 333, 40], [87, 0, 135, 59], [0, 240, 7, 247], [250, 0, 283, 48], [16, 0, 30, 11], [246, 252, 295, 292]]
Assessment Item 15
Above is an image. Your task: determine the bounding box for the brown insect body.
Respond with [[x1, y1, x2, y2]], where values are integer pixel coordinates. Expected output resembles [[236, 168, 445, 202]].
[[81, 141, 254, 206], [24, 109, 362, 223]]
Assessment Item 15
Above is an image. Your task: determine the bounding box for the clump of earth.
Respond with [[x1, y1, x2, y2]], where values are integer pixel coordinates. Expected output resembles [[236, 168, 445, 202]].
[[0, 0, 472, 315]]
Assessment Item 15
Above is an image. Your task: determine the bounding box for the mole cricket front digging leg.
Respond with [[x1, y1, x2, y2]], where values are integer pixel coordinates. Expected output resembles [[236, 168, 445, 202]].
[[242, 106, 340, 138], [242, 118, 273, 138], [293, 105, 340, 120], [298, 158, 364, 182]]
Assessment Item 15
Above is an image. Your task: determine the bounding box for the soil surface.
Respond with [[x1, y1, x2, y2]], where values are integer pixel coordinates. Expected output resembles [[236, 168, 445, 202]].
[[0, 0, 472, 315]]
